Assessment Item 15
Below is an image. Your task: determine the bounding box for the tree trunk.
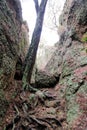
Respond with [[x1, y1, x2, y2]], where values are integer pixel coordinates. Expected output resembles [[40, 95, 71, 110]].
[[33, 0, 39, 14], [22, 0, 48, 90]]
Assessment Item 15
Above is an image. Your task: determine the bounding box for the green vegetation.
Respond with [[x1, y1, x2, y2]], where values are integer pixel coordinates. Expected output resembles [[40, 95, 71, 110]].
[[81, 32, 87, 53], [67, 103, 79, 124], [81, 32, 87, 43]]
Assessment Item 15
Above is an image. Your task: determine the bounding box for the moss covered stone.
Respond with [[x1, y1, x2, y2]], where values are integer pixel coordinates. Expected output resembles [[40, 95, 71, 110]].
[[0, 0, 28, 125], [67, 102, 79, 124], [78, 56, 87, 67], [35, 70, 57, 88]]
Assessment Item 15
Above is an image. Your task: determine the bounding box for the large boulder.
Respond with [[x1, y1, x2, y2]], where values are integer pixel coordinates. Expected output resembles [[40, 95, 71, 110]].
[[35, 70, 59, 88], [45, 0, 87, 129]]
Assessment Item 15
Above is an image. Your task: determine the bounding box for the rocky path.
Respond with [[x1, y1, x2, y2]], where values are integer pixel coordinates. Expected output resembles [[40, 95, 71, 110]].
[[2, 81, 67, 130]]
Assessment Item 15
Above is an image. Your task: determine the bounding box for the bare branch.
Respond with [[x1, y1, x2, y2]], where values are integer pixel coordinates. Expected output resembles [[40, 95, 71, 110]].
[[44, 0, 61, 33]]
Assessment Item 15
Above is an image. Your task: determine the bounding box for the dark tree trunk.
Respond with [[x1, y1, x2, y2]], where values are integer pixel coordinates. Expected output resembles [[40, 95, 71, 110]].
[[22, 0, 48, 90], [33, 0, 39, 14]]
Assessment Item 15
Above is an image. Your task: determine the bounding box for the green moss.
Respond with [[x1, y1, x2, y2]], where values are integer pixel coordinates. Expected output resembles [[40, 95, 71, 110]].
[[78, 56, 87, 66], [60, 75, 81, 125], [65, 80, 80, 124], [62, 62, 73, 77], [0, 69, 3, 77], [29, 94, 36, 102], [11, 91, 18, 99], [18, 31, 27, 56], [3, 54, 16, 75], [66, 81, 79, 97], [81, 32, 87, 43], [81, 47, 87, 53], [0, 69, 4, 89], [82, 37, 87, 43], [19, 38, 25, 52], [85, 48, 87, 53], [78, 81, 87, 94], [67, 103, 79, 124], [60, 76, 80, 124]]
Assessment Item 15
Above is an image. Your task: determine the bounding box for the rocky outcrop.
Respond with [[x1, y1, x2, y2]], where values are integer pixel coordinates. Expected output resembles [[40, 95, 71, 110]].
[[45, 0, 87, 129], [0, 0, 29, 124]]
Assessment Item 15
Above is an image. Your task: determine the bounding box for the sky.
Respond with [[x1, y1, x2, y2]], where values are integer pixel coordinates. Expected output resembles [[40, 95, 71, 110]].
[[20, 0, 65, 46]]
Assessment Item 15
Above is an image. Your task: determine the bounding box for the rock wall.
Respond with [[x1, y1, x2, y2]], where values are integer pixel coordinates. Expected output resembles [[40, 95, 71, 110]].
[[0, 0, 29, 124], [45, 0, 87, 129]]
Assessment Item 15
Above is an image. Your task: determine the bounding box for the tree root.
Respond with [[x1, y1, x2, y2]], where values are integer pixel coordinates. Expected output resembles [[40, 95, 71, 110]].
[[5, 103, 62, 130], [44, 117, 62, 127], [43, 90, 56, 99], [27, 115, 54, 130], [5, 115, 21, 130], [5, 86, 63, 130], [24, 115, 62, 130], [22, 83, 56, 104], [14, 105, 20, 116], [23, 83, 38, 92]]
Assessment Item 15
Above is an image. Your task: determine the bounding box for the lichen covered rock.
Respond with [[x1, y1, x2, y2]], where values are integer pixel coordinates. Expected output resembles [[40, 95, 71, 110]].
[[45, 0, 87, 129], [0, 0, 29, 124]]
